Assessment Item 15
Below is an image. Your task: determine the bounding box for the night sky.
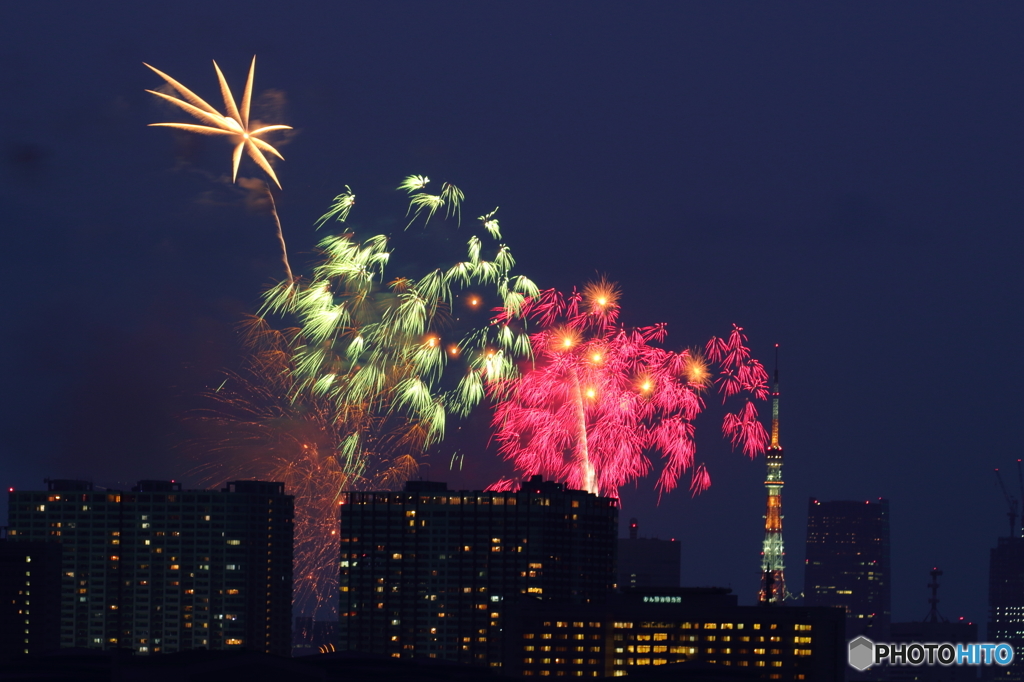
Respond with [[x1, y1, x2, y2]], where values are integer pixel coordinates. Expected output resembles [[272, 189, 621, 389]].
[[2, 3, 1022, 628]]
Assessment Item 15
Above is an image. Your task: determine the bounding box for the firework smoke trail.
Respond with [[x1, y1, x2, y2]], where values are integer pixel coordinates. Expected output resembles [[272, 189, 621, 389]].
[[264, 182, 294, 284], [488, 281, 769, 499], [183, 317, 422, 617]]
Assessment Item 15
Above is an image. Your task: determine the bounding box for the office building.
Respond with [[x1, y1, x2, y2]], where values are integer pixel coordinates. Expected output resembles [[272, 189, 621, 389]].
[[503, 587, 846, 680], [5, 479, 293, 655], [988, 537, 1024, 681], [618, 518, 680, 589], [804, 498, 891, 641], [338, 476, 617, 667]]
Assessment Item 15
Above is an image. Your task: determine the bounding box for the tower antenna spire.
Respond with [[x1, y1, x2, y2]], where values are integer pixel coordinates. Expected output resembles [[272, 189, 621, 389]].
[[760, 344, 790, 603], [923, 567, 947, 623]]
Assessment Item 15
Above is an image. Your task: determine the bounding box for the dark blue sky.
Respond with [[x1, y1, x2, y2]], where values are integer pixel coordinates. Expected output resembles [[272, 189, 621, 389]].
[[2, 2, 1022, 625]]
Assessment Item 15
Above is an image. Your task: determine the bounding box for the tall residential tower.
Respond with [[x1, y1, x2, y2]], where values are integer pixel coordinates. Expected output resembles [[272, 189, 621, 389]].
[[338, 476, 617, 666], [759, 346, 789, 603], [6, 479, 294, 655]]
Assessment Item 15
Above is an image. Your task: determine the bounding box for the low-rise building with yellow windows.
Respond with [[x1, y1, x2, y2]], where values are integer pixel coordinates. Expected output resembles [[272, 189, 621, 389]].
[[503, 588, 845, 681]]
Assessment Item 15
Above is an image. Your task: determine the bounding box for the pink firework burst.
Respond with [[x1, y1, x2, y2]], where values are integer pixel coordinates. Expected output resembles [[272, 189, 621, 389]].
[[489, 281, 768, 499]]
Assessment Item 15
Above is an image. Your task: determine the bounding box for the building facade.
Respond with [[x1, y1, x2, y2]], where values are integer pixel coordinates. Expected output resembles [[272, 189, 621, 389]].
[[618, 518, 680, 589], [5, 479, 293, 655], [503, 588, 846, 680], [803, 498, 891, 641], [0, 537, 63, 660], [338, 476, 617, 667], [988, 537, 1024, 681]]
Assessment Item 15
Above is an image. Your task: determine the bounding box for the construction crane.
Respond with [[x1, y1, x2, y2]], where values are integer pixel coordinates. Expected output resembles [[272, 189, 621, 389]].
[[994, 468, 1018, 538], [1016, 460, 1024, 538]]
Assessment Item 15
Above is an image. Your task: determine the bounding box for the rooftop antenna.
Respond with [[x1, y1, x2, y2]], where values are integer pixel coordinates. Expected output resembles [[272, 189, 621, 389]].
[[923, 567, 947, 623]]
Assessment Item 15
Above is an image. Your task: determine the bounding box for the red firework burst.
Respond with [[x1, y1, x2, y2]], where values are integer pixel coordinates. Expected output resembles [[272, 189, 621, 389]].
[[489, 281, 768, 499]]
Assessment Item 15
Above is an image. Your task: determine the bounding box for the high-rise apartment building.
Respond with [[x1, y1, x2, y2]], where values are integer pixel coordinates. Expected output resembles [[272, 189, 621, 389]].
[[5, 479, 293, 655], [804, 498, 891, 640], [338, 476, 617, 667], [988, 536, 1024, 681]]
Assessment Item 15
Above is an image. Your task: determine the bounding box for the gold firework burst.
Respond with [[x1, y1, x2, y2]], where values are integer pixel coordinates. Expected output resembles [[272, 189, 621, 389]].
[[145, 57, 291, 188]]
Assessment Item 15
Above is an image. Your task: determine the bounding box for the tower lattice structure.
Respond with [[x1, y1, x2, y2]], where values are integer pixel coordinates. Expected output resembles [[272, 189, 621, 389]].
[[759, 346, 789, 603]]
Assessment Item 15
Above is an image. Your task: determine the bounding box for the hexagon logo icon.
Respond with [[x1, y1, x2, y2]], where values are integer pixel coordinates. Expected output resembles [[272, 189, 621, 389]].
[[848, 636, 875, 671]]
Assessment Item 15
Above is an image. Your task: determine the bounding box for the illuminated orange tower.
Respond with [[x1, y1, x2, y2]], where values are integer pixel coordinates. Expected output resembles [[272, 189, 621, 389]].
[[759, 345, 789, 603]]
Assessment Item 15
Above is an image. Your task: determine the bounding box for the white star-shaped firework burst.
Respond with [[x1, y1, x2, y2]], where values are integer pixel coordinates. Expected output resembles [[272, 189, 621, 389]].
[[145, 57, 291, 188]]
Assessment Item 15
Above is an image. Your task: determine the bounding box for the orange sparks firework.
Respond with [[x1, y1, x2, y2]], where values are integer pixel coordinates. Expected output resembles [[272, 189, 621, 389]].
[[582, 276, 621, 314], [182, 316, 422, 617]]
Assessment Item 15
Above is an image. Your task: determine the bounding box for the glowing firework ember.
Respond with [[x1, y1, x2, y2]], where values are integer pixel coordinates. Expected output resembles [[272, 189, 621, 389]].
[[489, 281, 768, 498]]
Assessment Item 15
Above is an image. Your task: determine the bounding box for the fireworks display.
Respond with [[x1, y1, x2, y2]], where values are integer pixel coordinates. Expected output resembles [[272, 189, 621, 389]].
[[151, 58, 771, 617], [187, 178, 539, 615], [488, 282, 769, 499], [145, 57, 291, 188], [259, 176, 539, 478], [146, 58, 295, 281], [183, 317, 418, 615]]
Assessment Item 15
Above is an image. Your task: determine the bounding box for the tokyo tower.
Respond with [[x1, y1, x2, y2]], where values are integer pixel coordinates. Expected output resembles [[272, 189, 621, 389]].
[[759, 345, 790, 603]]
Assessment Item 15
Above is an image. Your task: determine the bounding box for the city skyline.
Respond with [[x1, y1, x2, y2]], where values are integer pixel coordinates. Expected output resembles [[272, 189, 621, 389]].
[[1, 2, 1022, 632]]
